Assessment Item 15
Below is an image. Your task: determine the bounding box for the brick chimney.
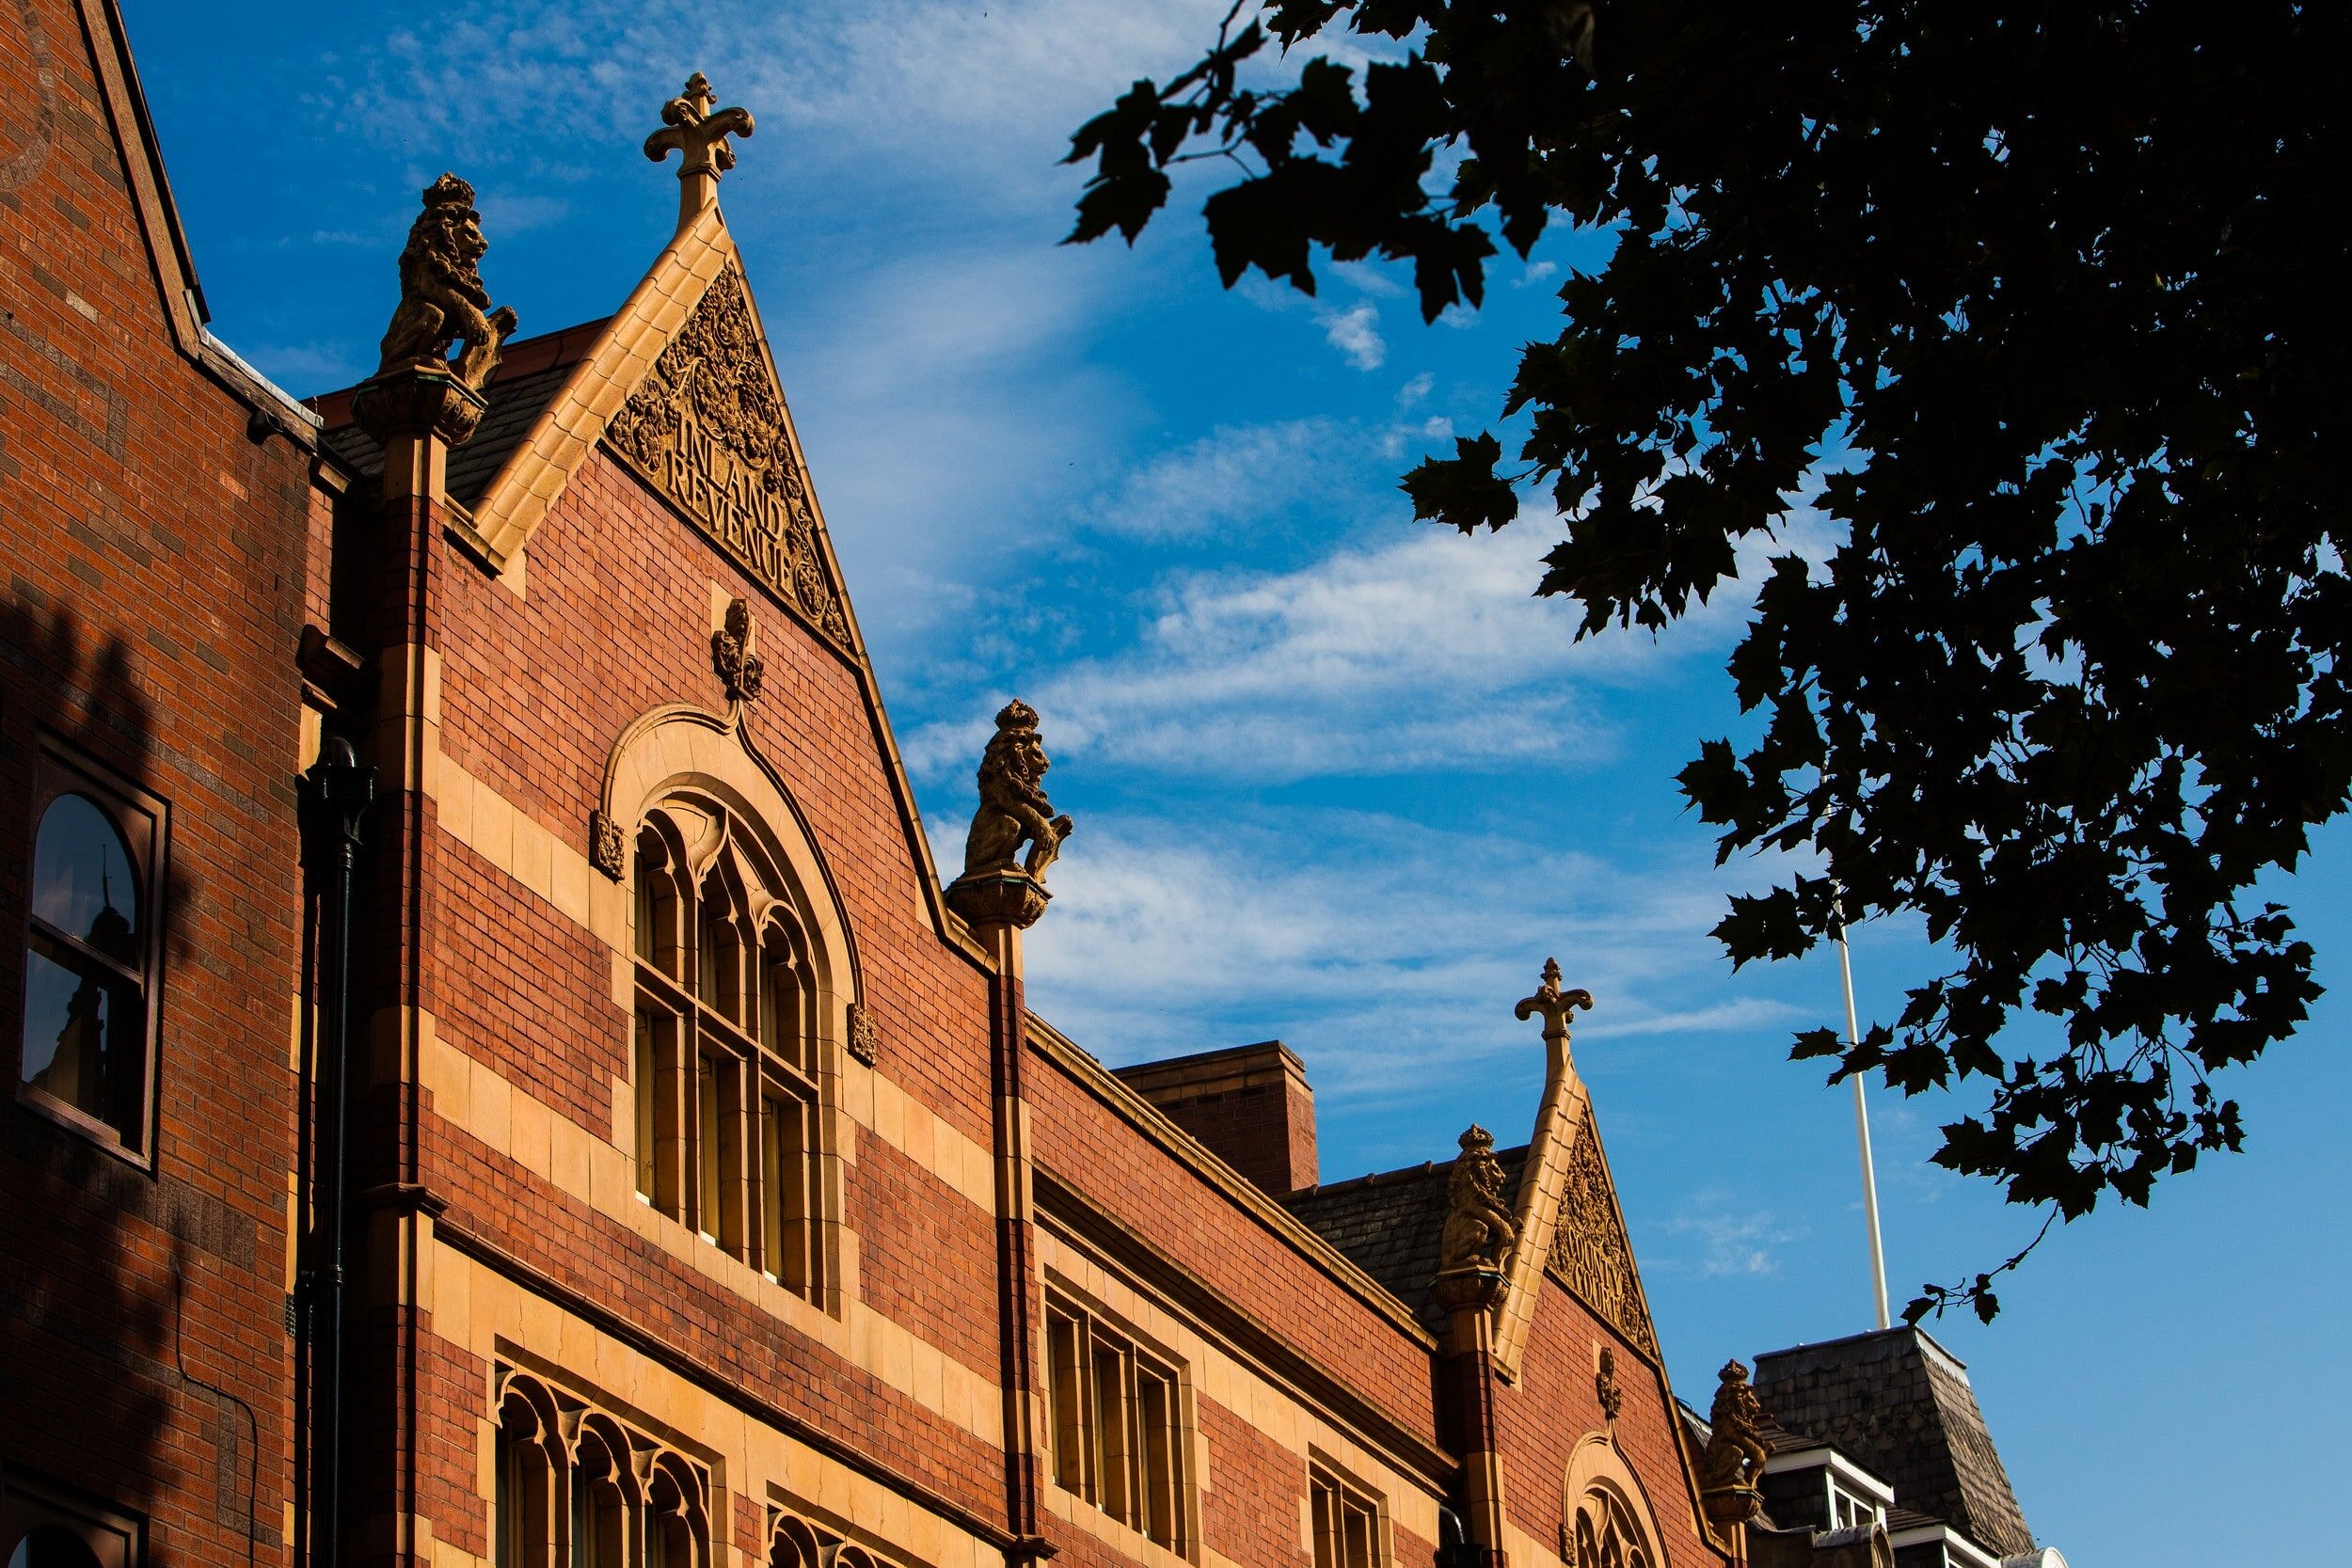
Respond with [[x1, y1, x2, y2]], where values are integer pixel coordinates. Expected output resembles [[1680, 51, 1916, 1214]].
[[1113, 1041, 1317, 1196]]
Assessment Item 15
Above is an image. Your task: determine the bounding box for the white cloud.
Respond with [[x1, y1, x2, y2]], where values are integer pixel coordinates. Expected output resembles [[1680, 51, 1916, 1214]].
[[903, 522, 1756, 784], [1396, 372, 1434, 407], [1660, 1195, 1809, 1278], [1317, 301, 1386, 370], [987, 804, 1805, 1105], [1085, 419, 1350, 541]]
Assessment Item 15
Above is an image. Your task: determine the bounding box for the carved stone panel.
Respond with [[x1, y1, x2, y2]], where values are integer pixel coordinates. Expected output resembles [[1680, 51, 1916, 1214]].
[[605, 263, 852, 652], [1547, 1119, 1660, 1360]]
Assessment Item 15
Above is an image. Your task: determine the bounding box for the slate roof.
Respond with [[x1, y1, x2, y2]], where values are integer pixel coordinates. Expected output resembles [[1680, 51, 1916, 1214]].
[[309, 320, 611, 507], [1752, 1326, 2035, 1559], [1279, 1145, 1528, 1325]]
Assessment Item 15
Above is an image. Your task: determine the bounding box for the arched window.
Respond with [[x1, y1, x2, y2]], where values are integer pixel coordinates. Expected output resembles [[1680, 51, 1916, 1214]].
[[1561, 1438, 1662, 1568], [627, 795, 828, 1298], [495, 1377, 561, 1568], [644, 1457, 704, 1568], [568, 1425, 630, 1568], [1568, 1493, 1650, 1568], [7, 1528, 101, 1568], [18, 755, 162, 1158]]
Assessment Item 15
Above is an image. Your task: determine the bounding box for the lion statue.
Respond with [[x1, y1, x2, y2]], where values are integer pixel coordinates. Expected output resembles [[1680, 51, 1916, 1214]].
[[962, 700, 1073, 881], [1696, 1359, 1772, 1497], [1438, 1125, 1517, 1271], [373, 172, 518, 391]]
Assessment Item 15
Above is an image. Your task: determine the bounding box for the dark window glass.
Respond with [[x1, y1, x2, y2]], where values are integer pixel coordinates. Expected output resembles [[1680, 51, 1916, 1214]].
[[33, 794, 138, 959], [22, 785, 151, 1151]]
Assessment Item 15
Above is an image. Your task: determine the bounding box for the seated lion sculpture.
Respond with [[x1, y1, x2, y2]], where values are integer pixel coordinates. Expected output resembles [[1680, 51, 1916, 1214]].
[[963, 700, 1073, 882], [1438, 1125, 1517, 1272], [374, 172, 517, 392], [1696, 1359, 1772, 1496]]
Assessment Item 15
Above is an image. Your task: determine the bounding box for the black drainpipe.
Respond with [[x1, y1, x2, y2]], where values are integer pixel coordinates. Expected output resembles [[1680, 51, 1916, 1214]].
[[299, 735, 373, 1568]]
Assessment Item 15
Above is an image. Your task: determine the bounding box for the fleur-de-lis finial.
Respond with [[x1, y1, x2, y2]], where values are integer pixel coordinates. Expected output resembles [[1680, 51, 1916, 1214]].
[[644, 71, 755, 230], [1515, 957, 1595, 1055]]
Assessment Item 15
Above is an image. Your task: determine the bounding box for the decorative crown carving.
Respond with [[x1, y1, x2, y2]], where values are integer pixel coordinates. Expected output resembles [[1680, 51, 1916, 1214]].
[[1547, 1120, 1660, 1359], [1595, 1346, 1624, 1425], [370, 172, 518, 398], [711, 598, 766, 705], [846, 1003, 879, 1067], [588, 810, 627, 881]]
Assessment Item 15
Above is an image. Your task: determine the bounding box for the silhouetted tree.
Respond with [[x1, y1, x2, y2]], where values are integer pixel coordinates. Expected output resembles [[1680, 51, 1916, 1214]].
[[1066, 1, 2350, 1319]]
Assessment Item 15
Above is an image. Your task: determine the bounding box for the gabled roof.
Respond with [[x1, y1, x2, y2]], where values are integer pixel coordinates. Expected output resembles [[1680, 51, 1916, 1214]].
[[1280, 1147, 1531, 1326], [1753, 1327, 2036, 1559], [312, 320, 609, 503]]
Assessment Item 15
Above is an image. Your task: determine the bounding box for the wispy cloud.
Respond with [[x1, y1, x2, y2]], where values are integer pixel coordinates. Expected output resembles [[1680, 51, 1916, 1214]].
[[988, 804, 1804, 1106], [903, 522, 1753, 784], [1084, 419, 1350, 541], [1659, 1194, 1810, 1277]]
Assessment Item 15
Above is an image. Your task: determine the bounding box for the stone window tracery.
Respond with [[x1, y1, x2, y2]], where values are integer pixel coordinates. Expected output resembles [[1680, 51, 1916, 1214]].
[[628, 796, 825, 1297], [1567, 1487, 1652, 1568], [491, 1369, 711, 1568]]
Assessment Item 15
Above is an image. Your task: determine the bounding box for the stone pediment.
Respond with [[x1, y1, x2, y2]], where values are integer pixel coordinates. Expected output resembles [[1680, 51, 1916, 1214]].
[[602, 262, 851, 652], [1547, 1114, 1661, 1361]]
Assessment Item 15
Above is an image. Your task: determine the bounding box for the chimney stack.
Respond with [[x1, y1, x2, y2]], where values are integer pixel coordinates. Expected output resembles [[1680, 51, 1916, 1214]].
[[1114, 1041, 1317, 1196]]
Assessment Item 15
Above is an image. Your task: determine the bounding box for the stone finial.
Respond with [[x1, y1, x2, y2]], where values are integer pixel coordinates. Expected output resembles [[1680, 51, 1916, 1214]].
[[355, 173, 519, 449], [1695, 1359, 1772, 1525], [1516, 957, 1595, 1045], [1438, 1125, 1517, 1273], [946, 700, 1073, 931], [644, 72, 755, 228], [711, 598, 766, 705]]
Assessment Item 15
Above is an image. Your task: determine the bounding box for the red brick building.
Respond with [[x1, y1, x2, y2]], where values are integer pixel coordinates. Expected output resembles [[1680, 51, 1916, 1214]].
[[3, 15, 2058, 1568]]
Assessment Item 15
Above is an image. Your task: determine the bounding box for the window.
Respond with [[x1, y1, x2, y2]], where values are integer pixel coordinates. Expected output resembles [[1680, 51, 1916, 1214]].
[[1567, 1488, 1651, 1568], [16, 748, 163, 1156], [1309, 1465, 1382, 1568], [493, 1370, 707, 1568], [1043, 1291, 1190, 1555], [1, 1468, 140, 1568], [628, 805, 825, 1298], [1827, 1481, 1881, 1532]]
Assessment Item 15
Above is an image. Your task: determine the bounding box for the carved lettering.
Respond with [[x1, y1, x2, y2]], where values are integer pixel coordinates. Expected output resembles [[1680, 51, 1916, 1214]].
[[605, 264, 852, 652]]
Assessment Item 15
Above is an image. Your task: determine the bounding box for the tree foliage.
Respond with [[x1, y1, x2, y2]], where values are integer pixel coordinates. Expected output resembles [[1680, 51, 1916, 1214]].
[[1067, 1, 2349, 1319]]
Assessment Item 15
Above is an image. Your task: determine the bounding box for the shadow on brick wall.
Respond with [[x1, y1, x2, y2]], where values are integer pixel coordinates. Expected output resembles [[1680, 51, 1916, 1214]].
[[0, 595, 278, 1559]]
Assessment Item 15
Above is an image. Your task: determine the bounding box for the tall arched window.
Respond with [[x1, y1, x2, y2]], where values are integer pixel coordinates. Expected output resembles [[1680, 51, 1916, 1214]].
[[18, 751, 163, 1157], [628, 795, 827, 1298]]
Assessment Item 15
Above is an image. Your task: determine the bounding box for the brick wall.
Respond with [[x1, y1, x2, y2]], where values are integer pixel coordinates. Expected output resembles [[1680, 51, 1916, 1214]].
[[0, 6, 320, 1568]]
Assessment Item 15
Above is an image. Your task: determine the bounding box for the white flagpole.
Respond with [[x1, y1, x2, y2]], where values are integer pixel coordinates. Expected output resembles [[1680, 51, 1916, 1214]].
[[1836, 915, 1892, 1330]]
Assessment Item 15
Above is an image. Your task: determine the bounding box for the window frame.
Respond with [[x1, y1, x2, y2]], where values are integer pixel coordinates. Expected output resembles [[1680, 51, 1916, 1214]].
[[628, 800, 830, 1302], [1308, 1458, 1387, 1568], [13, 737, 167, 1165], [1041, 1285, 1195, 1559], [1, 1465, 144, 1568]]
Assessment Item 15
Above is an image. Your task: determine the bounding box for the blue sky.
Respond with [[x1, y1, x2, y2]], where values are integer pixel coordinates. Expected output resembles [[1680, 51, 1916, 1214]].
[[124, 3, 2346, 1560]]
